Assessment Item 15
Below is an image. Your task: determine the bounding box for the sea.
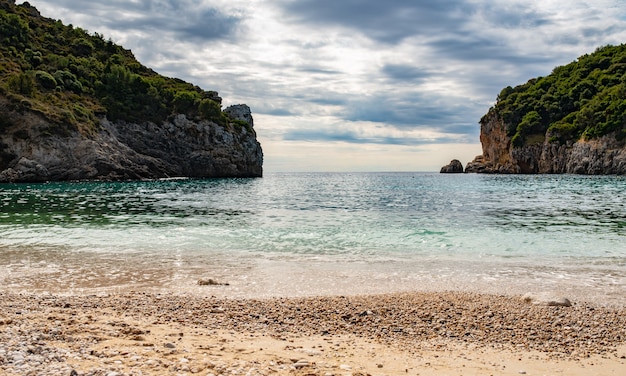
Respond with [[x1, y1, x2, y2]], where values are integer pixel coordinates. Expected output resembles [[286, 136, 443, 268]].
[[0, 172, 625, 305]]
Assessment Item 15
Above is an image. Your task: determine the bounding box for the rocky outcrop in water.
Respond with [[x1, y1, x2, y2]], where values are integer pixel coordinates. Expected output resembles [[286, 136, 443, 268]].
[[0, 98, 263, 182], [465, 111, 626, 174], [440, 159, 464, 173]]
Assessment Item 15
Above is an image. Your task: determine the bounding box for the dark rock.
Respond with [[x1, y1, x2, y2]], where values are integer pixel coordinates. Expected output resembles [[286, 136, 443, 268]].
[[440, 159, 464, 173], [464, 155, 489, 173]]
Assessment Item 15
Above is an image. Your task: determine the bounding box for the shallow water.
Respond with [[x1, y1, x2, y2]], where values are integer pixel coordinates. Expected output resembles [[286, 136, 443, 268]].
[[1, 173, 625, 305]]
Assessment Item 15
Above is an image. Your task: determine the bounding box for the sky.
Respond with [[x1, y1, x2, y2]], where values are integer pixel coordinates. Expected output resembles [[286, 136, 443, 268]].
[[24, 0, 626, 172]]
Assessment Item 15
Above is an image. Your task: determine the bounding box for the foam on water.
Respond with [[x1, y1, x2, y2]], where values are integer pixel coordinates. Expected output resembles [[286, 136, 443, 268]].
[[0, 173, 625, 305]]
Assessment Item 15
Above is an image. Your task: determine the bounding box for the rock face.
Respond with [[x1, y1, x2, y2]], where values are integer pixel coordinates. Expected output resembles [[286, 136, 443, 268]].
[[0, 99, 263, 182], [465, 111, 626, 174], [440, 159, 464, 173], [223, 104, 254, 127]]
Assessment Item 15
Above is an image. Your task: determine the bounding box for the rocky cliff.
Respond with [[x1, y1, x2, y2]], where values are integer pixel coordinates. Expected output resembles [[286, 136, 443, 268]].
[[0, 0, 262, 182], [0, 99, 263, 182], [465, 44, 626, 175], [465, 111, 626, 174]]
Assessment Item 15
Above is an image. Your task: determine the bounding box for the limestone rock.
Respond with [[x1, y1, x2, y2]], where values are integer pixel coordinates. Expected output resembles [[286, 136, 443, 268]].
[[466, 111, 626, 175], [440, 159, 464, 173], [0, 96, 263, 182], [224, 104, 254, 128], [464, 155, 491, 173]]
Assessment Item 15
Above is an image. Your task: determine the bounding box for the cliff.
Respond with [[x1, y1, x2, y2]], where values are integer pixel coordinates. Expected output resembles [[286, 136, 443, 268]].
[[465, 111, 626, 174], [0, 99, 263, 182], [465, 44, 626, 174], [0, 0, 262, 182]]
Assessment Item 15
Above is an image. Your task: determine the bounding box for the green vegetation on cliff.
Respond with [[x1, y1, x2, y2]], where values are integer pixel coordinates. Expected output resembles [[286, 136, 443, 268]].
[[0, 0, 232, 136], [488, 44, 626, 147]]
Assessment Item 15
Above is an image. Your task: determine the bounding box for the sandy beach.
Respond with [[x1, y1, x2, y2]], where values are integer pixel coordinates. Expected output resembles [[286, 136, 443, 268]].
[[1, 290, 625, 375]]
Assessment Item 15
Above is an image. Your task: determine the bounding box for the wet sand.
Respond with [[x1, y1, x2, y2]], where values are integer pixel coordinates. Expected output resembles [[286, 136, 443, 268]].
[[1, 291, 625, 375], [2, 243, 625, 309]]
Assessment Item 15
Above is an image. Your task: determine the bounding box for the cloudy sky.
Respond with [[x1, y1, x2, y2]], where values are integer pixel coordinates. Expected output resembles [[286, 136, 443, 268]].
[[25, 0, 626, 172]]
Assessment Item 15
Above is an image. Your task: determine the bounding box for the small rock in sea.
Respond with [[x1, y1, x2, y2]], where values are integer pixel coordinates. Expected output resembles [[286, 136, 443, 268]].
[[522, 293, 572, 307], [440, 159, 464, 173]]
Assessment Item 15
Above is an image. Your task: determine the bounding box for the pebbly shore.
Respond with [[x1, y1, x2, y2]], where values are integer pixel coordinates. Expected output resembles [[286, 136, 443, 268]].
[[1, 291, 625, 375]]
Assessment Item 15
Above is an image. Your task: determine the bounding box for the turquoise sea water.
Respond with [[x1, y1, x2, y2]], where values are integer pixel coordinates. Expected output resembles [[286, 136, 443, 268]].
[[0, 173, 625, 305]]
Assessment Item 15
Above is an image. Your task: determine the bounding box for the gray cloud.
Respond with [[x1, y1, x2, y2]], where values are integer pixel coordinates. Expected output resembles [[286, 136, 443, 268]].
[[106, 7, 241, 43], [279, 0, 475, 44], [342, 94, 481, 135], [427, 37, 545, 64], [278, 0, 568, 70], [30, 0, 243, 43], [283, 129, 467, 145], [382, 64, 433, 82], [309, 97, 347, 106], [257, 107, 295, 117], [477, 3, 551, 28], [297, 66, 342, 75]]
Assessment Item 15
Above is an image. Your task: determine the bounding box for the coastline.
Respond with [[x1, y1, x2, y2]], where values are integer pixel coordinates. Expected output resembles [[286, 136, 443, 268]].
[[1, 290, 625, 375], [3, 254, 625, 308], [1, 173, 625, 374]]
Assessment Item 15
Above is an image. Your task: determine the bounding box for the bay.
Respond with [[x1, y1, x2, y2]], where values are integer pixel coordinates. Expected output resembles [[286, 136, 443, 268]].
[[0, 172, 624, 305]]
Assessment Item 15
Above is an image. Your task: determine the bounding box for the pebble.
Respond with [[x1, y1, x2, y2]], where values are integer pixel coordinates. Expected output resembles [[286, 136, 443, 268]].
[[0, 291, 624, 375], [293, 359, 309, 368]]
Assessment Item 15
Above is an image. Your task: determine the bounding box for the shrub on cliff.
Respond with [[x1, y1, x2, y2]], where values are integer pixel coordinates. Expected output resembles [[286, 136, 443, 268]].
[[35, 70, 56, 90], [489, 44, 626, 146], [0, 0, 234, 135]]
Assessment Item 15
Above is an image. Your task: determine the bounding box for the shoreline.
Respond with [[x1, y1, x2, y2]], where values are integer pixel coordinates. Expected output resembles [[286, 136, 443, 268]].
[[1, 290, 625, 375], [3, 247, 625, 308]]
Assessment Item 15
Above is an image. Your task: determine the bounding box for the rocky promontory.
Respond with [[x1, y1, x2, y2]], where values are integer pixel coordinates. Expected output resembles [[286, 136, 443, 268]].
[[465, 44, 626, 174], [0, 0, 262, 182], [465, 111, 626, 174], [0, 100, 263, 182]]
